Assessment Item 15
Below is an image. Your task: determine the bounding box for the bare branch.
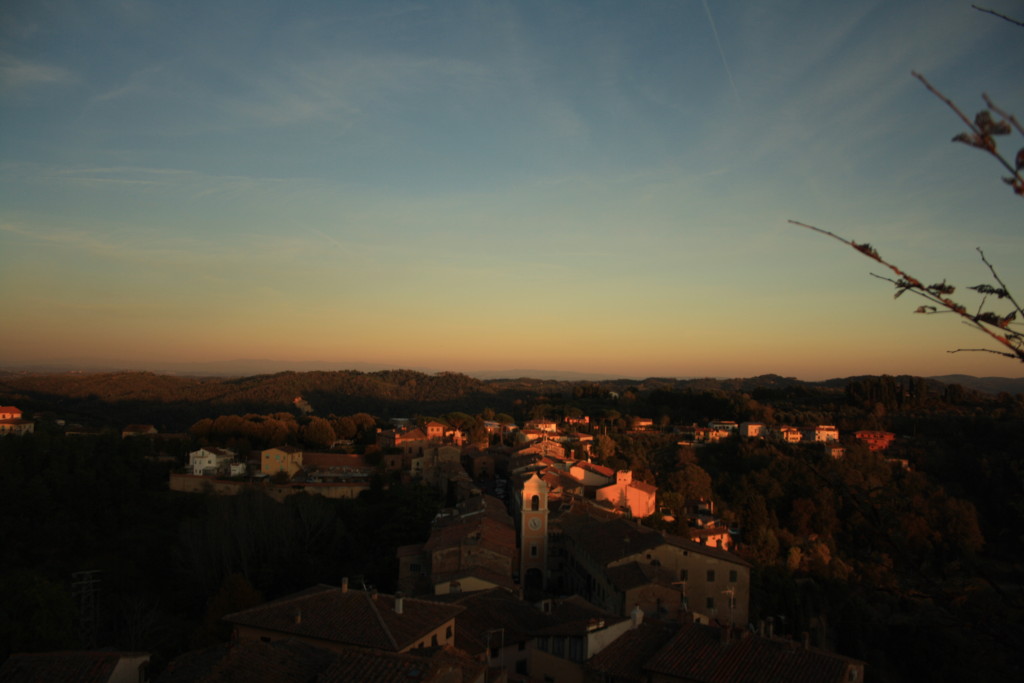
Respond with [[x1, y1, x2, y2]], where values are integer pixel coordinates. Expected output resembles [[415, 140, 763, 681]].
[[971, 4, 1024, 28], [792, 220, 1024, 363], [978, 247, 1024, 319], [911, 72, 978, 133], [948, 347, 1021, 359], [983, 95, 1024, 137]]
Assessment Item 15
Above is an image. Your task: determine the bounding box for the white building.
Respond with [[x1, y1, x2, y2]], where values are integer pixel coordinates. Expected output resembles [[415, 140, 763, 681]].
[[188, 447, 236, 476]]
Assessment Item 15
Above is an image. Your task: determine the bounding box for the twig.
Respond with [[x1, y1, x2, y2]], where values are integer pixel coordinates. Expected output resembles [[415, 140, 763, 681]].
[[978, 248, 1024, 319], [789, 220, 1024, 363], [948, 347, 1020, 359], [912, 72, 977, 132], [971, 4, 1024, 28], [983, 95, 1024, 137]]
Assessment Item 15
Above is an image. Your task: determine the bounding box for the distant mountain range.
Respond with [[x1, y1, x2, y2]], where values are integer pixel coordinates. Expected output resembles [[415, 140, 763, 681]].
[[2, 359, 1022, 395]]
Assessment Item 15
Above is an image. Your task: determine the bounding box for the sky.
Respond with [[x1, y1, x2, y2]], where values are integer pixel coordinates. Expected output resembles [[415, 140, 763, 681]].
[[1, 0, 1022, 381]]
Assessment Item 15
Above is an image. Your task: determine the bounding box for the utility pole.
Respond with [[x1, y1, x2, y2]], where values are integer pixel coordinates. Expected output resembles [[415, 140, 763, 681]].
[[722, 588, 735, 626]]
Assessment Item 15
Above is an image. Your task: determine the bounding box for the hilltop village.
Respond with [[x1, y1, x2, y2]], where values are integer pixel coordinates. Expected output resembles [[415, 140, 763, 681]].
[[1, 370, 1021, 682]]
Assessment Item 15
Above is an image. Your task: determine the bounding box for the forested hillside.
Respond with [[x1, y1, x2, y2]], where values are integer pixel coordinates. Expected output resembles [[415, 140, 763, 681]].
[[2, 370, 1023, 679]]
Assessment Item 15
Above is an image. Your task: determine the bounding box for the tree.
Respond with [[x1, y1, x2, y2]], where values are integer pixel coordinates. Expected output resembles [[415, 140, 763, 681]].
[[301, 417, 336, 448]]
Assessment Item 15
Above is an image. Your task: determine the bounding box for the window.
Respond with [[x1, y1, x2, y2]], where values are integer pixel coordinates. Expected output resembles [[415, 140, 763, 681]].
[[516, 660, 527, 675], [432, 634, 438, 647], [531, 544, 538, 557], [410, 563, 420, 573], [680, 569, 689, 582], [707, 596, 715, 610], [707, 570, 715, 582], [446, 625, 452, 639], [729, 570, 738, 582], [531, 494, 540, 511], [490, 644, 499, 658], [519, 641, 526, 651], [552, 636, 565, 657], [537, 636, 549, 652]]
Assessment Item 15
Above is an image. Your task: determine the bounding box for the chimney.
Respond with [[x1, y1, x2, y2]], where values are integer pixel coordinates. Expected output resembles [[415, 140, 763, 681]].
[[294, 609, 302, 625], [341, 577, 348, 593], [631, 604, 644, 630], [395, 592, 404, 615]]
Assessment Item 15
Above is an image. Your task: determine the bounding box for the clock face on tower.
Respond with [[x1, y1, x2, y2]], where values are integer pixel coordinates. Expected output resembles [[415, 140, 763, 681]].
[[528, 517, 542, 531]]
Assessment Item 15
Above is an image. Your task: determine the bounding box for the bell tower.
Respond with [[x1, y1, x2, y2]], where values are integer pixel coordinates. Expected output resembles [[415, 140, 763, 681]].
[[520, 473, 549, 590]]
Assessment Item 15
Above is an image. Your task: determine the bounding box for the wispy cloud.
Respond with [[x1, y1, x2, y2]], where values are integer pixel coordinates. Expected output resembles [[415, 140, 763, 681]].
[[701, 0, 738, 103], [0, 54, 73, 88]]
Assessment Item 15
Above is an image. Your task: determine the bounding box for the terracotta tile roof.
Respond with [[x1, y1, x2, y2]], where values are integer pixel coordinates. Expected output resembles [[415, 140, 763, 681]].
[[300, 452, 368, 469], [535, 595, 627, 636], [604, 561, 677, 592], [423, 514, 517, 561], [434, 591, 610, 655], [198, 446, 235, 457], [431, 566, 516, 591], [560, 516, 664, 566], [586, 623, 678, 681], [157, 639, 334, 683], [577, 461, 615, 477], [663, 533, 751, 568], [399, 428, 428, 441], [122, 424, 156, 433], [0, 651, 140, 683], [644, 622, 862, 683], [315, 647, 444, 683], [158, 638, 484, 683], [224, 585, 462, 652]]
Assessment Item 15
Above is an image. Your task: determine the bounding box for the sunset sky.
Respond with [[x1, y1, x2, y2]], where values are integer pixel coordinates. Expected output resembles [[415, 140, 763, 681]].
[[2, 0, 1022, 381]]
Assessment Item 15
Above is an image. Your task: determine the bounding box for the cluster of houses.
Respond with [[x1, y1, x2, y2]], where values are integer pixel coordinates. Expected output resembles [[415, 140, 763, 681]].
[[153, 567, 863, 683], [169, 444, 377, 501], [679, 419, 897, 461], [0, 404, 880, 681]]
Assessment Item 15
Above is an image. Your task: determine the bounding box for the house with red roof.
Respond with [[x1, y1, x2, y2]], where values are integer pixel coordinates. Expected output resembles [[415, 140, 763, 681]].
[[157, 624, 484, 683], [224, 582, 463, 655], [854, 430, 896, 452], [596, 470, 657, 519], [0, 406, 33, 435], [0, 651, 150, 683], [586, 620, 865, 683], [558, 515, 751, 626], [397, 495, 518, 597]]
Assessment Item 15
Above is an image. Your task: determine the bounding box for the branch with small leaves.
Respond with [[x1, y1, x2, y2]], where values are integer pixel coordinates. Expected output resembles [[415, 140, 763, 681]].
[[789, 220, 1024, 362], [911, 72, 1024, 196]]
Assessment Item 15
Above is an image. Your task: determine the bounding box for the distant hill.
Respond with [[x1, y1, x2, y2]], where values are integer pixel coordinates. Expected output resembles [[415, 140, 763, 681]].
[[1, 366, 1020, 432], [929, 375, 1024, 395]]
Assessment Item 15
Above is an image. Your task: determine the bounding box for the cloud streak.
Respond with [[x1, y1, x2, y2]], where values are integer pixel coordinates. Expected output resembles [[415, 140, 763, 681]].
[[701, 0, 738, 103]]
